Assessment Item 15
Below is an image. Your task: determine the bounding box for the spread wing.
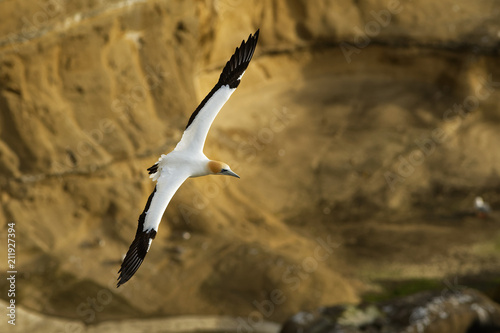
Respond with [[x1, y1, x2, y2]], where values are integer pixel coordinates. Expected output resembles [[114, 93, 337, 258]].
[[174, 29, 259, 152], [117, 171, 189, 287]]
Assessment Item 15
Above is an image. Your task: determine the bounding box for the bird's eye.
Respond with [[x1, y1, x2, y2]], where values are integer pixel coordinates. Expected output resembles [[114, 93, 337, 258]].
[[221, 168, 228, 173]]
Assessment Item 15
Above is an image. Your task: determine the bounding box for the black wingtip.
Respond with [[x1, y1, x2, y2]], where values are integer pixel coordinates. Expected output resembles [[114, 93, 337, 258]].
[[217, 29, 260, 88], [117, 228, 157, 287], [253, 29, 260, 40], [117, 187, 158, 287]]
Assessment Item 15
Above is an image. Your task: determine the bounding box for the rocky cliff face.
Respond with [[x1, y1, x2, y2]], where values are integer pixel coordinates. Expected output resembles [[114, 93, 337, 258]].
[[281, 289, 500, 333], [0, 0, 500, 328]]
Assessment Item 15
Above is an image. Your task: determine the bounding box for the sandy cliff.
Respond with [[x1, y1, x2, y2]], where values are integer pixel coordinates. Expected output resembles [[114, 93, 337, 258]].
[[0, 0, 499, 328]]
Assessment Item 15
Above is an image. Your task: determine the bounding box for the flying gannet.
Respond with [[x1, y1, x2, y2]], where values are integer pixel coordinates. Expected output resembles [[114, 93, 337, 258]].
[[117, 30, 260, 287]]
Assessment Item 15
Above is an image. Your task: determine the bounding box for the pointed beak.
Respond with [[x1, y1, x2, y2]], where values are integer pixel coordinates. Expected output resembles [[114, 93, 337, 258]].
[[222, 169, 240, 178]]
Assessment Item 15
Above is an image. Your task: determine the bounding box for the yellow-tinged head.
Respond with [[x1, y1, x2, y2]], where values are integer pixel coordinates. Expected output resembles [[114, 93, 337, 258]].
[[207, 160, 240, 178]]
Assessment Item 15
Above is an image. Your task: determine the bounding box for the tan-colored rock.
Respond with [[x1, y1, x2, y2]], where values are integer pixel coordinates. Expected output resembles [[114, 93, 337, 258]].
[[0, 299, 280, 333], [0, 0, 499, 329], [281, 289, 500, 333]]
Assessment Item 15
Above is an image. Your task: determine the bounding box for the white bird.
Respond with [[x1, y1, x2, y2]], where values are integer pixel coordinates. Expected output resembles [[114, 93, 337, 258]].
[[117, 30, 260, 287], [474, 196, 491, 218]]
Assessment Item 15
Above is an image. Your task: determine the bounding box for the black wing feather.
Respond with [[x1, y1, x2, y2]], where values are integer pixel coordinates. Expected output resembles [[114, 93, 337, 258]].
[[117, 186, 158, 287], [185, 29, 259, 130], [147, 163, 159, 175], [218, 29, 259, 89]]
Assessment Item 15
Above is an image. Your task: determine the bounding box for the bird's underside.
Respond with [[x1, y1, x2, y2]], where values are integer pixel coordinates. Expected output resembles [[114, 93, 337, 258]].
[[117, 29, 260, 287]]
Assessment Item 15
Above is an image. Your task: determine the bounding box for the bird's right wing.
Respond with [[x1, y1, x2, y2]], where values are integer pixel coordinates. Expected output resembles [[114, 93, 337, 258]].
[[174, 30, 259, 153], [117, 170, 189, 287]]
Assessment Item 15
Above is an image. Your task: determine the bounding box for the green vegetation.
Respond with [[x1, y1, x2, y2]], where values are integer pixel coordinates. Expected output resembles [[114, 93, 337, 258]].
[[362, 278, 449, 303]]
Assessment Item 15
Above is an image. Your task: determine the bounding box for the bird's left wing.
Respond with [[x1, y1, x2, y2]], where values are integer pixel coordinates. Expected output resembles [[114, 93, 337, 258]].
[[117, 170, 189, 287], [174, 29, 259, 152]]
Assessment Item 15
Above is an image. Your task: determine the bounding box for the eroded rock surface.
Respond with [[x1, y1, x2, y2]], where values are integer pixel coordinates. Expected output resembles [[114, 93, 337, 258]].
[[281, 289, 500, 333], [0, 0, 499, 327]]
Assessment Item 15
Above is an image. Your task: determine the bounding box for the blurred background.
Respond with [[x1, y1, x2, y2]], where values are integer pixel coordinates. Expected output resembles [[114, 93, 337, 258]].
[[0, 0, 500, 332]]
